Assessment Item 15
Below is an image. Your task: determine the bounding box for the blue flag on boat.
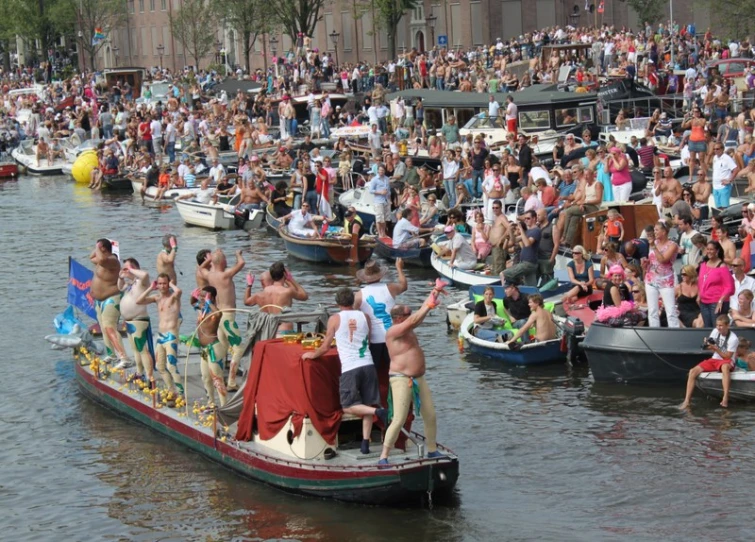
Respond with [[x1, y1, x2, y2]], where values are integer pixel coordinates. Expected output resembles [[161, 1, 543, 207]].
[[68, 257, 97, 320]]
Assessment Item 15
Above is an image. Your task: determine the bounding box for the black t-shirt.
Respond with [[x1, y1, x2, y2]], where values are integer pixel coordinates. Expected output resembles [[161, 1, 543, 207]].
[[299, 141, 316, 152], [305, 172, 316, 192], [217, 180, 232, 192], [603, 283, 630, 307], [470, 147, 489, 170], [145, 166, 159, 187], [474, 299, 499, 318], [504, 293, 530, 321]]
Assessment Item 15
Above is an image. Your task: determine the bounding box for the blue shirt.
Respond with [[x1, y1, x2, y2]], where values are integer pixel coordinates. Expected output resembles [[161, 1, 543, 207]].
[[557, 180, 577, 202], [368, 175, 390, 204]]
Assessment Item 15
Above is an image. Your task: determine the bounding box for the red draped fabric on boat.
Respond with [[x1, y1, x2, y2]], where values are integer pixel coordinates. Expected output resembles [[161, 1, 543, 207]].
[[235, 340, 343, 444]]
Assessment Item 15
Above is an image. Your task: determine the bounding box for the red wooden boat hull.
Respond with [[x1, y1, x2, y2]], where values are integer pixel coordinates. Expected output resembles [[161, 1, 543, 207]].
[[0, 163, 18, 178], [73, 360, 459, 505]]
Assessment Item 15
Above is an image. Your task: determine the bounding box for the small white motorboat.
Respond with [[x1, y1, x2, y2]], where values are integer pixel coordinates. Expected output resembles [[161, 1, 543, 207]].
[[175, 194, 263, 231], [175, 198, 235, 230], [12, 139, 68, 175]]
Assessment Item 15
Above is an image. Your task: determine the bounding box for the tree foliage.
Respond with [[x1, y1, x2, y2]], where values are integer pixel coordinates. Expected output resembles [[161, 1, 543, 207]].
[[626, 0, 665, 25], [7, 0, 75, 63], [74, 0, 128, 70], [169, 0, 218, 70], [700, 0, 755, 40], [374, 0, 419, 60], [214, 0, 272, 73], [272, 0, 325, 46]]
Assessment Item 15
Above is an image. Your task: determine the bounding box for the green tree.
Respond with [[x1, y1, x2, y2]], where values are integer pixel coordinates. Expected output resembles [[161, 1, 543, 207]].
[[700, 0, 755, 39], [214, 0, 272, 73], [374, 0, 419, 60], [73, 0, 128, 70], [626, 0, 665, 25], [272, 0, 326, 46], [169, 0, 218, 69], [8, 0, 75, 65]]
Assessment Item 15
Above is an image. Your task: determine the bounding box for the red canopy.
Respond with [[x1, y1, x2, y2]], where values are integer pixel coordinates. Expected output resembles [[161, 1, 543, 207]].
[[236, 339, 343, 444]]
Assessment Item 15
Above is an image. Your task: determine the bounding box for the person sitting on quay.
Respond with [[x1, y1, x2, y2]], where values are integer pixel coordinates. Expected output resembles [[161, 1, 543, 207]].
[[680, 314, 739, 410]]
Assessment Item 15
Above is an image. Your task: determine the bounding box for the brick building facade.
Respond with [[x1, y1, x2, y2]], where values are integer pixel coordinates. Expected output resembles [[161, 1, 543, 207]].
[[89, 0, 711, 73]]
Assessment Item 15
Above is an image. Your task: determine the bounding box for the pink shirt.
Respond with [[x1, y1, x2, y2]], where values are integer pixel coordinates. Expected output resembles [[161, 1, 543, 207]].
[[699, 261, 736, 304], [609, 159, 632, 186]]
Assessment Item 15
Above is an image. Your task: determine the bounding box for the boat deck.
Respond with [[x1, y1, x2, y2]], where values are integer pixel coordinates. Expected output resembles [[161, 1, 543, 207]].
[[81, 339, 431, 468]]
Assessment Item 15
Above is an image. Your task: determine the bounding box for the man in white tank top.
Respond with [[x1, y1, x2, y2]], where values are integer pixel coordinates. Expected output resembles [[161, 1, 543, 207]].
[[353, 259, 408, 404], [303, 288, 388, 454]]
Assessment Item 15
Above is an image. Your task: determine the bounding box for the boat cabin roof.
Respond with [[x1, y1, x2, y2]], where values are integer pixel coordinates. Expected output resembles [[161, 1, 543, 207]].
[[387, 85, 597, 109]]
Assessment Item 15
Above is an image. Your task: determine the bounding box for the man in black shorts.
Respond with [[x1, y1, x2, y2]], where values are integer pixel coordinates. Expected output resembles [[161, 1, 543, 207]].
[[303, 288, 388, 454]]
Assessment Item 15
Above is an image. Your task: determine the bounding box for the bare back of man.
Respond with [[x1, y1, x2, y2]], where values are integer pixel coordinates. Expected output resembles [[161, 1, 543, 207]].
[[156, 235, 178, 284], [196, 288, 228, 406], [245, 263, 309, 332]]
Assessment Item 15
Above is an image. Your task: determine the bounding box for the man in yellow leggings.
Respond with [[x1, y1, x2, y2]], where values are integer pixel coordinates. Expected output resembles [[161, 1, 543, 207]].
[[90, 239, 129, 364], [378, 288, 444, 465]]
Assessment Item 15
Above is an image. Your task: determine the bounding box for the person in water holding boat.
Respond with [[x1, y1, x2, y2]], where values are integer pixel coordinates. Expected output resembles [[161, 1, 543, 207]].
[[200, 249, 246, 391], [196, 286, 228, 408], [378, 287, 445, 465], [244, 261, 309, 333], [117, 258, 154, 379], [136, 273, 182, 397], [680, 314, 739, 410], [303, 287, 388, 455], [505, 294, 557, 346], [90, 239, 130, 365], [156, 234, 178, 284]]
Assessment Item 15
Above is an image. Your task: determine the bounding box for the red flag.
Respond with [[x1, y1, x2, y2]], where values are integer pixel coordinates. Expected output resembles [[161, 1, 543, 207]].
[[598, 1, 604, 13], [743, 234, 754, 272]]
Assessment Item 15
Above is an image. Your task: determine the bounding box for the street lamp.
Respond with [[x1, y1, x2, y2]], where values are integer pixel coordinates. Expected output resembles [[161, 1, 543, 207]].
[[269, 35, 278, 77], [215, 39, 221, 65], [425, 11, 437, 52], [113, 45, 119, 67], [329, 30, 340, 72], [156, 43, 164, 69]]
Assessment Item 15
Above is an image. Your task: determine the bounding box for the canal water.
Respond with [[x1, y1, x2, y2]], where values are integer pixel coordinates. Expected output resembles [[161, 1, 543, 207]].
[[0, 176, 752, 541]]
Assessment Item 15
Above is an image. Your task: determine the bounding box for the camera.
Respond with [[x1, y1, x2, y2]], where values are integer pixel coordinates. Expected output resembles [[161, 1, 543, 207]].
[[703, 337, 716, 348]]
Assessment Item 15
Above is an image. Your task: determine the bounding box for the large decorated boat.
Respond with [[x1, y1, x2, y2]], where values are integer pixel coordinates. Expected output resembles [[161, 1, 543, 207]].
[[49, 258, 459, 505]]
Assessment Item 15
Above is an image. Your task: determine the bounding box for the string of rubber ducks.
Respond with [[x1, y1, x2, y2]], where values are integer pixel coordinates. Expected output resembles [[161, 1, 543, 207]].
[[77, 346, 235, 441]]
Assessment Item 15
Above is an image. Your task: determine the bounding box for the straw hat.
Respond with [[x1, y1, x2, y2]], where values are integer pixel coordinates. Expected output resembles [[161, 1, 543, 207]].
[[356, 260, 387, 284]]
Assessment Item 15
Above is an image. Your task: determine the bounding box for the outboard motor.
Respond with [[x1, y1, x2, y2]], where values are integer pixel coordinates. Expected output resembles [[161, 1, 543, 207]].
[[561, 316, 585, 364], [234, 207, 249, 229]]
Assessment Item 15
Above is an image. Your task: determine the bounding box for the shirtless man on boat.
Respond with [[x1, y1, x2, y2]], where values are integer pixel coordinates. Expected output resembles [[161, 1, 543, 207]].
[[90, 239, 129, 364], [156, 234, 178, 284], [244, 261, 309, 332], [191, 249, 211, 309], [378, 286, 445, 465], [199, 249, 245, 391], [505, 294, 557, 346], [136, 274, 182, 396], [302, 287, 388, 455], [117, 258, 154, 379], [238, 179, 269, 211], [196, 286, 228, 407]]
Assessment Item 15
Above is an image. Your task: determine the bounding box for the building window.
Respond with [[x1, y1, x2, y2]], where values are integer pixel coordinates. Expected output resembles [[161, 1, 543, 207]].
[[150, 0, 155, 11], [161, 0, 166, 10], [128, 0, 134, 13], [412, 6, 424, 21], [139, 0, 144, 12]]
